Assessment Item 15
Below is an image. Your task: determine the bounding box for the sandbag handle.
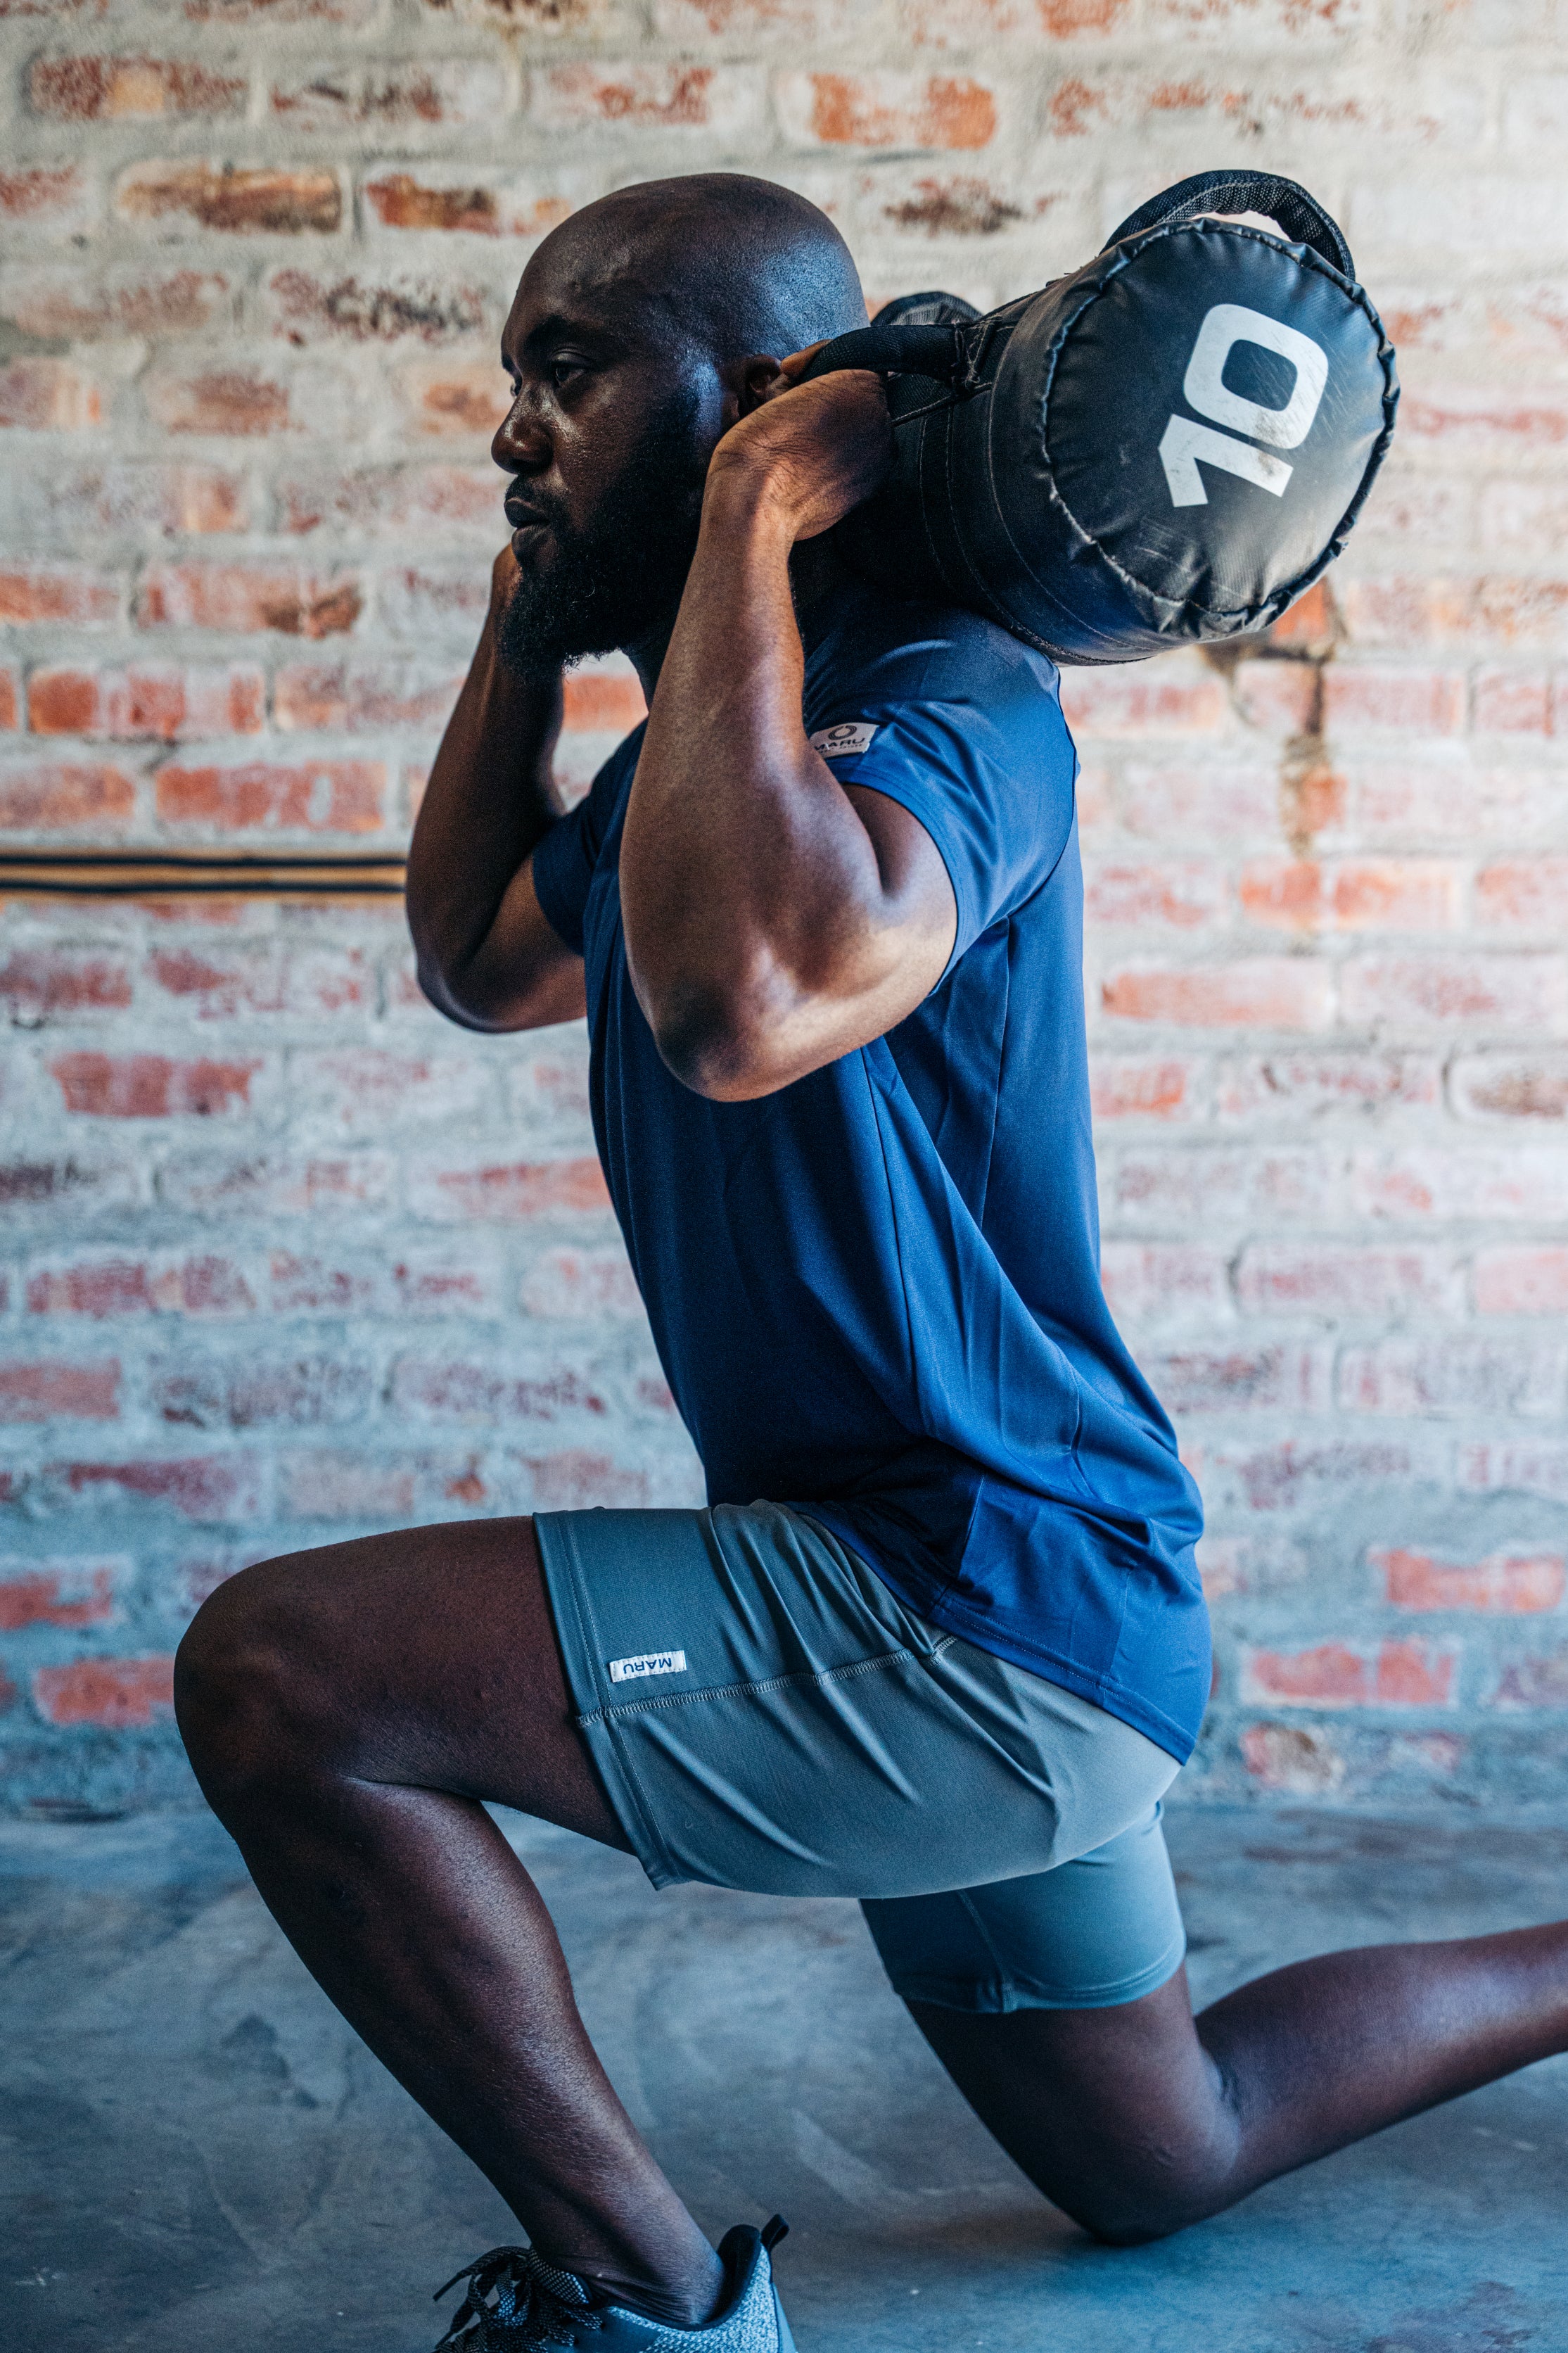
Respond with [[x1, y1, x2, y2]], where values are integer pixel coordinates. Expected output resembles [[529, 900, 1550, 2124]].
[[798, 320, 973, 388], [1104, 170, 1354, 279]]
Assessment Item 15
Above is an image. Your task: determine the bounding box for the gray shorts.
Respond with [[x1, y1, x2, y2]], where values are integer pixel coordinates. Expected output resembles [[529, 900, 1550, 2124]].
[[535, 1499, 1186, 2014]]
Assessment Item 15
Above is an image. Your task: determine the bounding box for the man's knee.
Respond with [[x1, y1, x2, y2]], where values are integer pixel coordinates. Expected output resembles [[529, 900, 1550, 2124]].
[[174, 1553, 333, 1810]]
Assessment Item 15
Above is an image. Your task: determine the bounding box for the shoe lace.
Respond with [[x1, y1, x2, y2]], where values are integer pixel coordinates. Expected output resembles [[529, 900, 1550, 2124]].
[[433, 2247, 604, 2350]]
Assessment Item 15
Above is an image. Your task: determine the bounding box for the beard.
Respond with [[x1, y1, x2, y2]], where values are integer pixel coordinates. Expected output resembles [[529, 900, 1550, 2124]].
[[495, 386, 709, 683]]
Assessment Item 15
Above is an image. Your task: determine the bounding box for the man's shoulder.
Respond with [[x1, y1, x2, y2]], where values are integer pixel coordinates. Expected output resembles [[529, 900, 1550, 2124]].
[[804, 566, 1062, 722]]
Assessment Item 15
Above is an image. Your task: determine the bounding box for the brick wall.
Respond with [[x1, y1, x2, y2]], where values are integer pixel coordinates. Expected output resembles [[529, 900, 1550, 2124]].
[[2, 0, 1565, 1818]]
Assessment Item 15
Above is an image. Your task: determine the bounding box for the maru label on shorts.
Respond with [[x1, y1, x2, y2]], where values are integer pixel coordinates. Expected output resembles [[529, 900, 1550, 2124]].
[[608, 1649, 688, 1684], [810, 721, 878, 759]]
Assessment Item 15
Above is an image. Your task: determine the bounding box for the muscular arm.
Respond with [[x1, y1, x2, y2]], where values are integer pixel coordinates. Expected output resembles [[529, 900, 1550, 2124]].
[[620, 372, 957, 1102], [406, 547, 585, 1034]]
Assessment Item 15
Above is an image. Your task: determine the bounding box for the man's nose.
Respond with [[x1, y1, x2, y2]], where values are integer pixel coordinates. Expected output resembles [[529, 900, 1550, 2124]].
[[492, 395, 549, 476]]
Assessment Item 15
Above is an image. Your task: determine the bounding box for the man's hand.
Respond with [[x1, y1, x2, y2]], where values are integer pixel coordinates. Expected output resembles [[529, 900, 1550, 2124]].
[[706, 358, 892, 545]]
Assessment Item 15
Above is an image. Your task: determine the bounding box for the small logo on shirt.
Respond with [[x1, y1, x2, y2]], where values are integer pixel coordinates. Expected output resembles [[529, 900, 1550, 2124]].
[[810, 722, 878, 759], [608, 1649, 688, 1685]]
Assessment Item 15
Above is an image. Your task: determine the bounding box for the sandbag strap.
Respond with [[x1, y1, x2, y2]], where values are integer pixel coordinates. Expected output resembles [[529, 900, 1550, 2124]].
[[798, 321, 969, 386], [1104, 170, 1354, 279]]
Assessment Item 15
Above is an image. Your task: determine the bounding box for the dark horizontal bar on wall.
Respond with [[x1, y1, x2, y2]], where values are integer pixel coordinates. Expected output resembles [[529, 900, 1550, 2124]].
[[0, 849, 408, 900]]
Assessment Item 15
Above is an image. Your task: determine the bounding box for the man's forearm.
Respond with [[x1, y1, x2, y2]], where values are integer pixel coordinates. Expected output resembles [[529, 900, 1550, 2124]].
[[407, 572, 566, 1026]]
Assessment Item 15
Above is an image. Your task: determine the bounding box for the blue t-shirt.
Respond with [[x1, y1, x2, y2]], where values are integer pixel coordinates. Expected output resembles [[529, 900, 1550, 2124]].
[[533, 569, 1209, 1762]]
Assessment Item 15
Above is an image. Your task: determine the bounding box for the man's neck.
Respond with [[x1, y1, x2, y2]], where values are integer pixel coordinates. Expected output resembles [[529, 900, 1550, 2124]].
[[624, 538, 840, 704]]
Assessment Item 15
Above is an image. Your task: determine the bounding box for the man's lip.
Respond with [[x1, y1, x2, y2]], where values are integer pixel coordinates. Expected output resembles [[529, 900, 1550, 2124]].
[[505, 498, 549, 528]]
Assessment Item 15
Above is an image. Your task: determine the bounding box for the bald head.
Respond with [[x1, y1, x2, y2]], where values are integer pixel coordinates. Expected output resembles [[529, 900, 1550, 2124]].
[[529, 175, 868, 371], [492, 176, 867, 681]]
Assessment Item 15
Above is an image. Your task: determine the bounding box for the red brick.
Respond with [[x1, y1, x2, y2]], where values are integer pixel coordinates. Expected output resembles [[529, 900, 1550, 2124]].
[[1473, 1245, 1568, 1315], [267, 1248, 379, 1312], [28, 664, 264, 741], [183, 0, 381, 19], [0, 1564, 116, 1631], [1236, 1243, 1455, 1316], [1344, 759, 1560, 847], [1459, 1442, 1568, 1504], [1476, 858, 1568, 930], [1112, 1143, 1331, 1226], [1374, 1545, 1565, 1614], [563, 671, 647, 732], [151, 1352, 371, 1430], [30, 54, 247, 118], [0, 165, 91, 232], [535, 62, 760, 134], [394, 359, 512, 439], [115, 161, 341, 235], [1353, 1145, 1568, 1223], [1116, 761, 1284, 843], [1244, 1640, 1457, 1709], [144, 366, 295, 436], [1230, 660, 1319, 735], [0, 759, 135, 830], [267, 266, 489, 346], [154, 756, 384, 831], [50, 1452, 262, 1520], [1088, 1056, 1193, 1121], [656, 0, 858, 32], [1400, 391, 1568, 454], [272, 661, 462, 734], [271, 58, 508, 128], [27, 1253, 255, 1316], [907, 0, 1130, 39], [395, 1257, 498, 1314], [0, 1158, 138, 1213], [521, 1247, 644, 1319], [1102, 961, 1332, 1030], [158, 1153, 393, 1218], [1238, 860, 1461, 932], [1098, 1242, 1228, 1321], [363, 172, 571, 237], [1144, 1345, 1328, 1415], [0, 1359, 119, 1421], [1268, 581, 1338, 654], [1341, 574, 1568, 652], [1060, 671, 1228, 736], [409, 1155, 612, 1223], [0, 671, 17, 731], [20, 461, 246, 535], [0, 566, 120, 626], [0, 359, 101, 431], [378, 564, 490, 639], [1085, 862, 1225, 928], [146, 944, 369, 1017], [1227, 1439, 1417, 1513], [778, 71, 997, 148], [393, 1357, 609, 1423], [138, 564, 360, 635], [0, 950, 131, 1020], [0, 264, 234, 341], [1239, 1721, 1346, 1793], [289, 1048, 489, 1136], [1451, 1055, 1568, 1122], [525, 1450, 653, 1510], [281, 1452, 417, 1520], [1321, 668, 1465, 733], [49, 1051, 262, 1117], [1339, 1336, 1565, 1418], [276, 462, 497, 537], [1491, 1648, 1568, 1710], [1339, 954, 1568, 1030], [32, 1655, 175, 1728], [1471, 667, 1555, 735]]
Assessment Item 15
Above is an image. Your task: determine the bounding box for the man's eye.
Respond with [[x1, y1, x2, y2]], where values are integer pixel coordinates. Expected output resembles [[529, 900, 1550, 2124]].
[[551, 358, 586, 389]]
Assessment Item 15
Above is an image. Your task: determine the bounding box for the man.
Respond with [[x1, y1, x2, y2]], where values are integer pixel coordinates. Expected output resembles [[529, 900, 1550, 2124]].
[[176, 175, 1568, 2350]]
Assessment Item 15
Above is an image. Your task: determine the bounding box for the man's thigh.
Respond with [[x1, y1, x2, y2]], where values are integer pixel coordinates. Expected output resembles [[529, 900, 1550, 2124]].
[[182, 1516, 630, 1850]]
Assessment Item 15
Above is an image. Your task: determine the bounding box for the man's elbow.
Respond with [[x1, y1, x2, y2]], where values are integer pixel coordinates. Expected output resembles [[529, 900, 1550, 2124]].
[[647, 982, 785, 1102]]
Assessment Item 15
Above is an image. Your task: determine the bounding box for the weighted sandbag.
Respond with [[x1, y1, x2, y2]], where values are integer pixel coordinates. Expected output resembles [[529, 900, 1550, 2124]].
[[802, 169, 1398, 664]]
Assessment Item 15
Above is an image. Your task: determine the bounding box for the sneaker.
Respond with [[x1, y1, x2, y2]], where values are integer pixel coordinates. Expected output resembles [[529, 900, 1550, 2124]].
[[432, 2216, 796, 2352]]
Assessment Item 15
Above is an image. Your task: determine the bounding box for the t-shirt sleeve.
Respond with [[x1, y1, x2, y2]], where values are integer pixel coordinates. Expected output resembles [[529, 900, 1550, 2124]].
[[530, 736, 636, 956], [810, 690, 1078, 979]]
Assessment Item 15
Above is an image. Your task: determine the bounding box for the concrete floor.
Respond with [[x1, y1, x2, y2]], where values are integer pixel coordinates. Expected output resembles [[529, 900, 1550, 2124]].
[[4, 1805, 1567, 2353]]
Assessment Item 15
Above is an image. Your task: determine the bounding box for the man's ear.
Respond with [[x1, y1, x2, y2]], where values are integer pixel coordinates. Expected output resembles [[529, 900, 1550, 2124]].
[[734, 353, 788, 416]]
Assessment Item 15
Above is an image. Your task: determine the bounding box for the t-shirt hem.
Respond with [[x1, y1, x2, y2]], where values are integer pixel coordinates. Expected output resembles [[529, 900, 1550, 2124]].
[[801, 1509, 1198, 1768]]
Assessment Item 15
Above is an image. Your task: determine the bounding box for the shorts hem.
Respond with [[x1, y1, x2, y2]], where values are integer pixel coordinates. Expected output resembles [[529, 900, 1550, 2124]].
[[885, 1927, 1187, 2015]]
